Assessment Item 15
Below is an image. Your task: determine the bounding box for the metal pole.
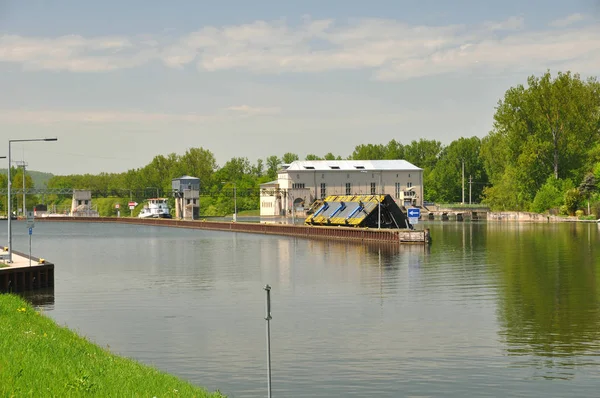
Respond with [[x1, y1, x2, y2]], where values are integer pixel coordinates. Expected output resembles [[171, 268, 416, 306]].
[[378, 172, 382, 229], [22, 164, 26, 215], [234, 183, 237, 222], [461, 160, 465, 205], [469, 175, 472, 205], [7, 142, 12, 263], [264, 284, 272, 398], [29, 230, 31, 267]]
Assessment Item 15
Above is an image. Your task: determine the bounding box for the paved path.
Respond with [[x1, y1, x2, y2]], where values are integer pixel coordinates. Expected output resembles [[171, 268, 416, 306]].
[[0, 249, 43, 269]]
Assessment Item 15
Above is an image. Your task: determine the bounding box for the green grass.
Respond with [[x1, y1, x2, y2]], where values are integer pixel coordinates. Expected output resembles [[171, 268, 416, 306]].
[[236, 209, 260, 216], [0, 294, 225, 397]]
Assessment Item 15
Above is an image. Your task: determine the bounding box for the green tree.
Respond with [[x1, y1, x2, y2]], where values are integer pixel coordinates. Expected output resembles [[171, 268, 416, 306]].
[[579, 172, 597, 215], [350, 143, 386, 160], [531, 177, 572, 214], [281, 152, 299, 164], [482, 71, 600, 209], [266, 156, 280, 180], [428, 137, 487, 203], [564, 188, 581, 215], [252, 159, 264, 177], [305, 154, 322, 160], [180, 147, 217, 187], [323, 152, 341, 160]]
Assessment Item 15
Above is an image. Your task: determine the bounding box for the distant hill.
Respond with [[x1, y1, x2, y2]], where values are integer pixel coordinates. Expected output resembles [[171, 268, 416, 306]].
[[0, 169, 54, 188]]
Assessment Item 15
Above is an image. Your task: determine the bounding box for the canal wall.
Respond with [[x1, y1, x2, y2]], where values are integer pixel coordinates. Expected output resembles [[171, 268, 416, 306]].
[[0, 249, 54, 293], [35, 217, 430, 244]]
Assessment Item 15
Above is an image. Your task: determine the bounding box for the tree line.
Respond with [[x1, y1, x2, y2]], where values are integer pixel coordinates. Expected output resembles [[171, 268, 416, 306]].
[[4, 70, 600, 218]]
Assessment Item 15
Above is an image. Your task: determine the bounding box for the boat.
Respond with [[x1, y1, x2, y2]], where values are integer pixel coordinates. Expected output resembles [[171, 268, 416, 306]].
[[138, 198, 172, 219]]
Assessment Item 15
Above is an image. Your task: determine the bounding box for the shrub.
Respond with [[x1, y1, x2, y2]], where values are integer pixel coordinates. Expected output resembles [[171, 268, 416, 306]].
[[575, 210, 585, 217], [564, 188, 581, 215]]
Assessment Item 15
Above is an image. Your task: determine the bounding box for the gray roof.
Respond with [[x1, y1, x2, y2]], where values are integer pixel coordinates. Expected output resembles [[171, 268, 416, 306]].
[[260, 180, 279, 187], [281, 160, 422, 172], [173, 175, 200, 181]]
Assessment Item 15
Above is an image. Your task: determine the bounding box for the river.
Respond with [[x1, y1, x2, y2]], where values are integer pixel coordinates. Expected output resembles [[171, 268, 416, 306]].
[[7, 220, 600, 397]]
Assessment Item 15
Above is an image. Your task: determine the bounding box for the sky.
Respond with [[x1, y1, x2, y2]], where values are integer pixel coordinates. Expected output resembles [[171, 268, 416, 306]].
[[1, 0, 599, 175]]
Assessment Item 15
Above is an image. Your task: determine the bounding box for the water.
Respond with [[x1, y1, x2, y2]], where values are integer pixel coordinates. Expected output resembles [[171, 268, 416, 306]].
[[6, 220, 600, 397]]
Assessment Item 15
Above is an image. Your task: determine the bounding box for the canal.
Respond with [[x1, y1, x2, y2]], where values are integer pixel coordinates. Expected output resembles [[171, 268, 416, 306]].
[[5, 220, 600, 397]]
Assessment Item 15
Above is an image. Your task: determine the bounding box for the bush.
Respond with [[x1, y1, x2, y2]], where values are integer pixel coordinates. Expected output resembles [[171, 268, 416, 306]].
[[564, 188, 581, 215], [531, 177, 563, 213], [575, 210, 585, 217]]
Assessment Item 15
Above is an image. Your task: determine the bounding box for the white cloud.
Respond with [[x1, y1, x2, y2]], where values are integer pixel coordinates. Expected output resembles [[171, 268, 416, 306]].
[[0, 15, 598, 80], [226, 105, 281, 116], [0, 107, 280, 124], [549, 13, 587, 28]]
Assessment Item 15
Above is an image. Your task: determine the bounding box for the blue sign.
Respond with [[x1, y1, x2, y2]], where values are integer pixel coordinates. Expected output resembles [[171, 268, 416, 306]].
[[28, 227, 32, 235], [407, 208, 421, 218]]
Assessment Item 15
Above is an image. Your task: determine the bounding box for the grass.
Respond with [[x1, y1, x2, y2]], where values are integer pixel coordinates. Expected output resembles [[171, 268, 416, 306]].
[[0, 294, 226, 397], [236, 209, 260, 216]]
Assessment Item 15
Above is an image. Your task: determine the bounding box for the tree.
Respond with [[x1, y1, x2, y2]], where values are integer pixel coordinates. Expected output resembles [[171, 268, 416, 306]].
[[482, 71, 600, 209], [180, 147, 217, 187], [305, 154, 322, 160], [579, 172, 597, 215], [531, 176, 572, 214], [350, 143, 386, 160], [252, 159, 264, 177], [323, 152, 341, 160], [266, 156, 280, 180], [281, 152, 299, 164], [428, 137, 487, 203]]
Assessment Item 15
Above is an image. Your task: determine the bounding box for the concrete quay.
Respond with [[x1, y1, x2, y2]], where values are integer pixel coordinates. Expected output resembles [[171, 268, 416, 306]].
[[35, 216, 431, 244], [0, 249, 54, 293]]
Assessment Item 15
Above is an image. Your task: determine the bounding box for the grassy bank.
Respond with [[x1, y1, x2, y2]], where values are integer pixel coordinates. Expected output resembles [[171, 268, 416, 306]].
[[0, 294, 225, 397]]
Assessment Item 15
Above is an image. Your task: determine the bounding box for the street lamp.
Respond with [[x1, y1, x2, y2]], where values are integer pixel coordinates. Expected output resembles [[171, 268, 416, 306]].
[[7, 138, 57, 263], [221, 181, 237, 222], [362, 170, 382, 229]]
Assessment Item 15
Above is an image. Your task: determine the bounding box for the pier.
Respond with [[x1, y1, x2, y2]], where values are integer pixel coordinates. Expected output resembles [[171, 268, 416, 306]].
[[35, 217, 431, 244], [0, 249, 54, 293]]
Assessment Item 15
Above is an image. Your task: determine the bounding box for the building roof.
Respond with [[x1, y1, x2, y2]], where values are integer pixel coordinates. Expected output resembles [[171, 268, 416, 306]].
[[259, 180, 279, 187], [280, 160, 422, 172], [173, 175, 200, 181]]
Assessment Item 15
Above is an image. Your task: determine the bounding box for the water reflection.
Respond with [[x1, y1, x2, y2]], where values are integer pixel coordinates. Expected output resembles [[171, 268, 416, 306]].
[[487, 223, 600, 379], [19, 287, 55, 309]]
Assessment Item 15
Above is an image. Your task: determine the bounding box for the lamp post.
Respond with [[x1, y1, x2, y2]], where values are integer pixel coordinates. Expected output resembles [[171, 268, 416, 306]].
[[221, 181, 237, 222], [7, 138, 57, 263], [362, 170, 382, 229]]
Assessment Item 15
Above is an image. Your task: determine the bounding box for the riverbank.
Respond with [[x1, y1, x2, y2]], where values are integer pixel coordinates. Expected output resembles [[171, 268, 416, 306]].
[[0, 294, 224, 397]]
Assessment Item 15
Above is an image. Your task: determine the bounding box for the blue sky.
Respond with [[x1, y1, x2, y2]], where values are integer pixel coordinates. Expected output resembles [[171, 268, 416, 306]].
[[0, 0, 599, 175]]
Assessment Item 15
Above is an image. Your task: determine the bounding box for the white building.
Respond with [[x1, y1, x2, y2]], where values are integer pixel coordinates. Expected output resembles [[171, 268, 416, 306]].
[[260, 160, 423, 217]]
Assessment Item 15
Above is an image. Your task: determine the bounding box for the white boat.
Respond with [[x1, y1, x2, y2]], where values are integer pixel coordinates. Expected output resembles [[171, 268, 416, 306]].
[[138, 198, 172, 219]]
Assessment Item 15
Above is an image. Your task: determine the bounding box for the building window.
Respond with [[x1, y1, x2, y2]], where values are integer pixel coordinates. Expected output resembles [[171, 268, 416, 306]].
[[187, 199, 191, 205], [296, 174, 300, 179], [78, 200, 82, 205], [370, 182, 376, 195], [193, 199, 197, 205], [292, 183, 306, 189], [84, 200, 88, 205], [320, 183, 326, 199], [407, 182, 413, 188], [408, 174, 411, 178], [321, 174, 324, 179], [346, 183, 351, 195], [347, 174, 350, 179], [395, 183, 401, 199]]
